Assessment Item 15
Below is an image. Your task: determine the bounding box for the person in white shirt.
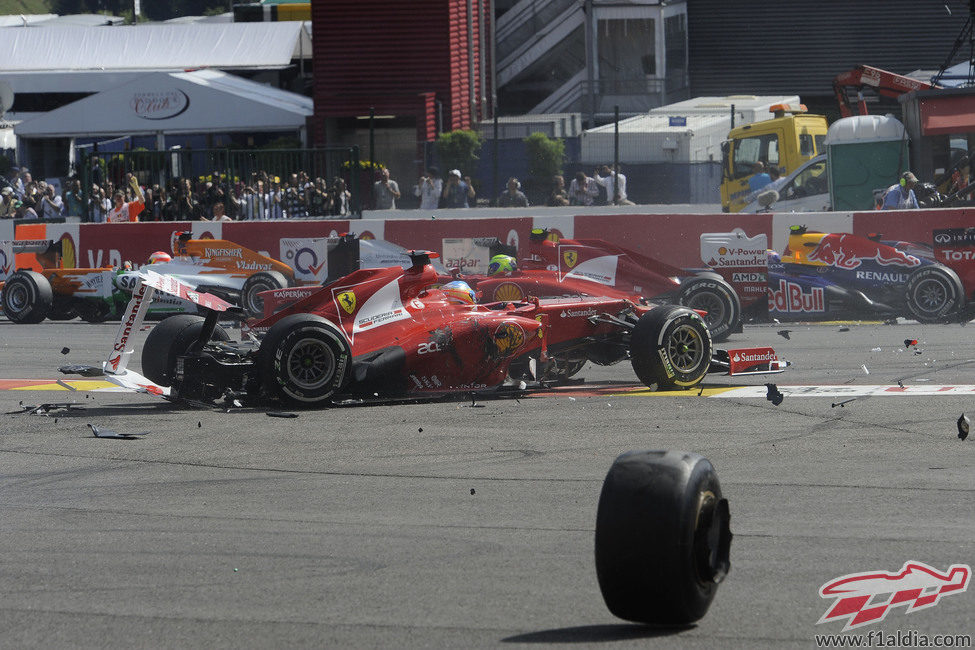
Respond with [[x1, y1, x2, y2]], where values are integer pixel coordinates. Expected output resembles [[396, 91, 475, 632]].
[[594, 164, 635, 205], [569, 171, 599, 206], [39, 184, 64, 219], [267, 177, 284, 219], [91, 186, 110, 223], [414, 167, 443, 210], [202, 202, 233, 222]]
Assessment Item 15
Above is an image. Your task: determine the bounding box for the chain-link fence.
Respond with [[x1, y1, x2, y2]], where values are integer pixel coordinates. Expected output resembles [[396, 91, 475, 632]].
[[473, 109, 728, 208], [77, 146, 365, 221]]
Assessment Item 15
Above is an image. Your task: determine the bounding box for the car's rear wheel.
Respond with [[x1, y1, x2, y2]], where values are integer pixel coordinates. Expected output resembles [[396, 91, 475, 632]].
[[241, 271, 289, 319], [141, 314, 230, 387], [259, 314, 351, 405], [905, 265, 964, 323], [595, 450, 732, 625], [1, 271, 53, 324], [678, 276, 739, 343], [630, 305, 712, 389]]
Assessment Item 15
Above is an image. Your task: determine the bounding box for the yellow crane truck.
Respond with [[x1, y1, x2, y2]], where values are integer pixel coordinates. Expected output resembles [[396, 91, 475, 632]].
[[720, 104, 829, 212]]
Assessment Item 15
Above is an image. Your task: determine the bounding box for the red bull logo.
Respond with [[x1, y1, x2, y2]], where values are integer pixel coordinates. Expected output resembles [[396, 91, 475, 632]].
[[818, 561, 970, 631], [768, 279, 825, 313], [806, 234, 920, 270]]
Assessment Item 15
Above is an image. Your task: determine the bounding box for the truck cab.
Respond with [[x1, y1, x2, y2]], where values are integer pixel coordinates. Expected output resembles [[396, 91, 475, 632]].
[[720, 104, 828, 212]]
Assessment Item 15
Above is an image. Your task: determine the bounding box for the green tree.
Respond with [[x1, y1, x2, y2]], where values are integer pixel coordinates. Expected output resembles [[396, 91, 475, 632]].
[[435, 129, 483, 178], [524, 132, 565, 180]]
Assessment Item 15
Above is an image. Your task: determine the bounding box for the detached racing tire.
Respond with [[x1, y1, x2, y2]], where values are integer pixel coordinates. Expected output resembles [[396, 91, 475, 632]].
[[905, 265, 964, 323], [141, 314, 230, 387], [678, 276, 739, 343], [630, 305, 712, 390], [595, 450, 732, 625], [259, 314, 352, 406], [241, 271, 289, 319], [1, 271, 53, 324]]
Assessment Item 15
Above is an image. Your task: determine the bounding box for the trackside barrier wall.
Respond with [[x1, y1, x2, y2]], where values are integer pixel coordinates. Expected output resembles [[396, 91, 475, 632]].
[[2, 209, 974, 276]]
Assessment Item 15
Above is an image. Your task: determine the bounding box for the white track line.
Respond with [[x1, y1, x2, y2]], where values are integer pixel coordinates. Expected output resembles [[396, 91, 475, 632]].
[[712, 385, 975, 398]]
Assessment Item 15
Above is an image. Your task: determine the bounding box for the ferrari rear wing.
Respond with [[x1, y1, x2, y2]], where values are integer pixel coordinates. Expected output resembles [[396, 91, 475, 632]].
[[60, 270, 233, 396]]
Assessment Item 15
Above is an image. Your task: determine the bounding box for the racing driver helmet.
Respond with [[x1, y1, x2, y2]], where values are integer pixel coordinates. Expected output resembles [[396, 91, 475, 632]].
[[441, 280, 476, 305], [149, 251, 172, 264], [487, 254, 518, 276]]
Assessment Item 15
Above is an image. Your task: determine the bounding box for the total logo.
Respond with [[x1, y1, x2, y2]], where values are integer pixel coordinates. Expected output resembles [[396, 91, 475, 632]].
[[768, 279, 825, 313], [940, 249, 975, 261]]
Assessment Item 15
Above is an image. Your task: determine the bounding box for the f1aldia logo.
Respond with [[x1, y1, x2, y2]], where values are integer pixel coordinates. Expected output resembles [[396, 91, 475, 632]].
[[818, 561, 970, 631]]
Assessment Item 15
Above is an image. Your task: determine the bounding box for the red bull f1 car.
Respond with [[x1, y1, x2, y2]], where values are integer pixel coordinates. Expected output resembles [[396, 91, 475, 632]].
[[60, 252, 788, 407], [706, 226, 975, 323]]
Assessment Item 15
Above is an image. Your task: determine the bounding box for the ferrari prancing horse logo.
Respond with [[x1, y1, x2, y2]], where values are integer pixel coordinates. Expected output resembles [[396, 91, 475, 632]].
[[337, 291, 357, 314], [563, 250, 578, 268]]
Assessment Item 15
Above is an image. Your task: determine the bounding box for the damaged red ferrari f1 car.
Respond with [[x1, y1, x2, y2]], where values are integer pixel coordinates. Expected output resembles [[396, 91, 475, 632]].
[[61, 252, 787, 406]]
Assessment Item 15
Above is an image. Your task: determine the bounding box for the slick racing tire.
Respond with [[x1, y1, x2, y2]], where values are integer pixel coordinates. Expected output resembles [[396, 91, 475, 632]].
[[241, 271, 289, 319], [141, 314, 230, 387], [905, 265, 964, 323], [630, 305, 712, 390], [678, 276, 740, 343], [76, 299, 112, 324], [1, 270, 53, 324], [595, 450, 732, 625], [259, 314, 352, 406]]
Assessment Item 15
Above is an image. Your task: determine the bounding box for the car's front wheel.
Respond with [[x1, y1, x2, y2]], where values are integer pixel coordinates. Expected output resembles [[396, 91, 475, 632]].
[[630, 305, 712, 389]]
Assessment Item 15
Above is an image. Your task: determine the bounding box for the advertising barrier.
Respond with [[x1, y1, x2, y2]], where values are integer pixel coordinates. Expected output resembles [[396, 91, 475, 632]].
[[6, 208, 975, 277]]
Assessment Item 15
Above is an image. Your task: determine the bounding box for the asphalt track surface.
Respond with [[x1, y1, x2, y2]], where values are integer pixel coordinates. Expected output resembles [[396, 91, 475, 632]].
[[0, 318, 973, 649]]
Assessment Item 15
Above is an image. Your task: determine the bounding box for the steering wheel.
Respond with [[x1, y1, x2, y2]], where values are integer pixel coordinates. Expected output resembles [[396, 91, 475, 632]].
[[805, 176, 826, 195]]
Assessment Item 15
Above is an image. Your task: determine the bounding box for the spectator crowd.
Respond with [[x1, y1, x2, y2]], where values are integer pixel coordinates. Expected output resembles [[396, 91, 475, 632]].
[[1, 161, 637, 222], [1, 166, 357, 222]]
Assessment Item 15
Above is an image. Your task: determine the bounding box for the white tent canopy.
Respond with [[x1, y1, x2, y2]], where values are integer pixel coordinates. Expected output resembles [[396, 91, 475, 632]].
[[0, 21, 310, 73], [14, 70, 312, 140]]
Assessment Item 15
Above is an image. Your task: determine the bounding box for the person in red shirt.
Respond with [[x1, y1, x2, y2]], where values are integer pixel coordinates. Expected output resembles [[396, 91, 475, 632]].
[[106, 173, 145, 223]]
